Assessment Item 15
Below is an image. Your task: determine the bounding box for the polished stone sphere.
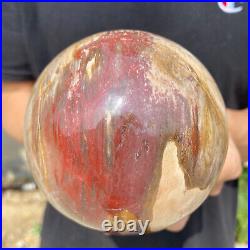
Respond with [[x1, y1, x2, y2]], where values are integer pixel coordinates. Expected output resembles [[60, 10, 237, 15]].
[[24, 30, 228, 233]]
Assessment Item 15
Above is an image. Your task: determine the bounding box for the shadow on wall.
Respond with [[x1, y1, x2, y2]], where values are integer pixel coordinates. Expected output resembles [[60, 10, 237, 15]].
[[2, 130, 34, 189]]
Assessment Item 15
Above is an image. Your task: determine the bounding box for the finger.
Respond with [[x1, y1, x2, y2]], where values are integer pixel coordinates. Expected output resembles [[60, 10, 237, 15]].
[[210, 182, 224, 196], [166, 215, 190, 232], [216, 136, 242, 183]]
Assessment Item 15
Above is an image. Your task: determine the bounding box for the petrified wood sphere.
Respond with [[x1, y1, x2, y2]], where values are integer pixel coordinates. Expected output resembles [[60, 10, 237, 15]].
[[24, 30, 228, 232]]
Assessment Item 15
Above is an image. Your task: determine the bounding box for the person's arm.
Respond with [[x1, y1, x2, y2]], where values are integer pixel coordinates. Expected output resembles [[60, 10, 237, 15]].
[[3, 3, 35, 142], [210, 108, 247, 196], [227, 108, 248, 162], [2, 81, 34, 143]]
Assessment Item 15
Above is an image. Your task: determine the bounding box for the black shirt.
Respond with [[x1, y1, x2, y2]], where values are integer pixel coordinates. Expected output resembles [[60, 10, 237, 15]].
[[3, 2, 248, 247]]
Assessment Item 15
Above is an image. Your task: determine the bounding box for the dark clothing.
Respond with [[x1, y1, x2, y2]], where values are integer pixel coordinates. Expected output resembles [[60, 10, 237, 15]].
[[3, 2, 248, 248]]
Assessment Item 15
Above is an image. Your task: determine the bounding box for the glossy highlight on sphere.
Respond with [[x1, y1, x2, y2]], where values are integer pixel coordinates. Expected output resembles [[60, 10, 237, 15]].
[[24, 30, 228, 232]]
